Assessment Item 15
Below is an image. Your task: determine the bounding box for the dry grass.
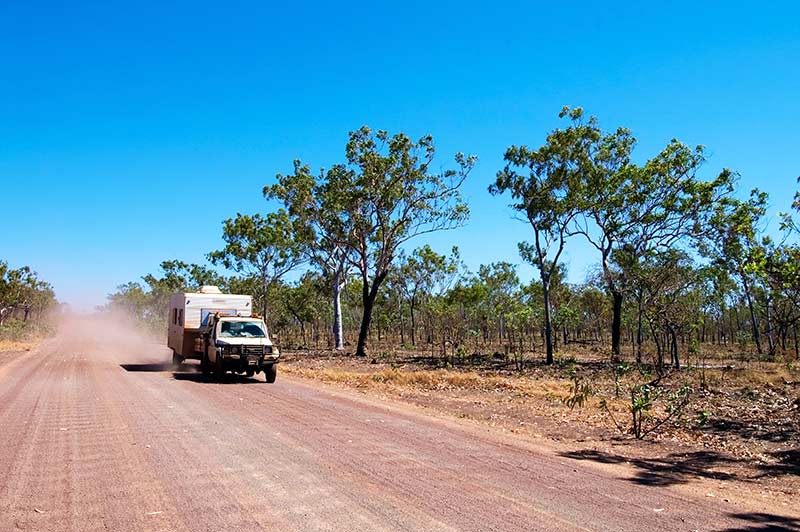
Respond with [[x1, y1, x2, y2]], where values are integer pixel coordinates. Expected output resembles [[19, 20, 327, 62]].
[[283, 348, 800, 457], [699, 365, 798, 387], [283, 365, 570, 397], [0, 339, 40, 353]]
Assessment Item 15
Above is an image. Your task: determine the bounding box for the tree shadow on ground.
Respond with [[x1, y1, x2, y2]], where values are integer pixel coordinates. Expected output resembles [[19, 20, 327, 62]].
[[704, 418, 800, 444], [561, 448, 800, 488], [757, 449, 800, 478], [559, 449, 742, 486], [720, 512, 800, 531]]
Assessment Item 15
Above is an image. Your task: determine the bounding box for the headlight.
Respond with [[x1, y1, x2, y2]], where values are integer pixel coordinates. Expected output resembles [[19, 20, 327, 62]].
[[230, 345, 240, 354]]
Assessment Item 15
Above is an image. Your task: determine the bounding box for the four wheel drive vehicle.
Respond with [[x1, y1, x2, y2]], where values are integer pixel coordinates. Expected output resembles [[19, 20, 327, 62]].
[[167, 286, 280, 383]]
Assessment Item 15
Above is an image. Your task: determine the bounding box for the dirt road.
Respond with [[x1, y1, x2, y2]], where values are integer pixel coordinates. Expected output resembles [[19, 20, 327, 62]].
[[1, 320, 796, 531]]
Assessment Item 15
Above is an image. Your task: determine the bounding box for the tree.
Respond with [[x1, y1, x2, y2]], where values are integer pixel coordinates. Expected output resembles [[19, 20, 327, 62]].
[[281, 272, 328, 347], [762, 245, 800, 357], [327, 126, 475, 357], [631, 250, 705, 368], [0, 263, 55, 326], [105, 260, 223, 332], [491, 113, 582, 364], [208, 211, 305, 319], [477, 262, 520, 346], [265, 161, 353, 350], [396, 245, 460, 346], [143, 260, 223, 305], [753, 182, 800, 356], [564, 107, 734, 358], [704, 189, 769, 354], [445, 275, 490, 351]]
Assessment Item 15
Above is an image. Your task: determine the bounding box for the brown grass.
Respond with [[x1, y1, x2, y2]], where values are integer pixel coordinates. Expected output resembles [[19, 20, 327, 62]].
[[0, 339, 40, 353], [283, 365, 571, 397]]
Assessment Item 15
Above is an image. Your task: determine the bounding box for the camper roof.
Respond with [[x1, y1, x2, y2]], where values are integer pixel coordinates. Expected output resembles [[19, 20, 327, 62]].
[[198, 285, 223, 294]]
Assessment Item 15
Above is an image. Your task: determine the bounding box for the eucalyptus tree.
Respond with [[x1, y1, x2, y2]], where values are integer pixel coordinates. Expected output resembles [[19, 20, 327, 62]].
[[396, 245, 461, 346], [208, 210, 305, 319], [574, 284, 609, 343], [106, 282, 153, 324], [704, 189, 769, 353], [764, 242, 800, 355], [477, 262, 520, 345], [282, 272, 328, 347], [265, 161, 353, 350], [632, 250, 705, 368], [445, 275, 490, 349], [106, 260, 224, 331], [143, 260, 223, 296], [329, 127, 475, 357], [490, 112, 584, 364], [756, 186, 800, 356], [562, 107, 734, 358], [0, 263, 55, 326]]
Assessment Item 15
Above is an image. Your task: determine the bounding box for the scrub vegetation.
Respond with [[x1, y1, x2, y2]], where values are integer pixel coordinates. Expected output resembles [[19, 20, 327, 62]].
[[0, 260, 57, 346]]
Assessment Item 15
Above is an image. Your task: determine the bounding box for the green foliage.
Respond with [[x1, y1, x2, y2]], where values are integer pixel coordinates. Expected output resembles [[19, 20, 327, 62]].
[[0, 318, 56, 341], [612, 362, 632, 398], [330, 127, 476, 356], [98, 110, 800, 370], [208, 211, 306, 317], [563, 375, 593, 410], [0, 260, 56, 331], [602, 383, 692, 440], [490, 117, 581, 365], [105, 260, 224, 334], [267, 127, 475, 356]]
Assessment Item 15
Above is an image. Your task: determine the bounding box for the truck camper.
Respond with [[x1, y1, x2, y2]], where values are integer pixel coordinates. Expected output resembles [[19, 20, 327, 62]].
[[167, 286, 279, 382]]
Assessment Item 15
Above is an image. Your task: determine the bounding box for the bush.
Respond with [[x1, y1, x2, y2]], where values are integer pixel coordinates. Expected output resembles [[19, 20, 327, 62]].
[[601, 383, 692, 439], [0, 318, 55, 342]]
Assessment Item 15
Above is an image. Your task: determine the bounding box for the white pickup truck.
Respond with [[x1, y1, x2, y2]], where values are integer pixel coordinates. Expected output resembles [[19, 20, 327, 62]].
[[167, 286, 279, 382]]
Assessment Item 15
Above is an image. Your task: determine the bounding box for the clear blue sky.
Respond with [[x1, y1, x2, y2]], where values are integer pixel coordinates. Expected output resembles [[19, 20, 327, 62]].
[[2, 1, 799, 310]]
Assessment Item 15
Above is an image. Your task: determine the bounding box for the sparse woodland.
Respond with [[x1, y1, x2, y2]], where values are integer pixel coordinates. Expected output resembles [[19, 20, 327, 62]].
[[107, 109, 800, 369], [0, 260, 56, 339], [104, 109, 800, 449]]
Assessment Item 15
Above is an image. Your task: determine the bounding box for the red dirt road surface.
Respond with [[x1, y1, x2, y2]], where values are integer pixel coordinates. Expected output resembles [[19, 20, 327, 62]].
[[1, 318, 796, 531]]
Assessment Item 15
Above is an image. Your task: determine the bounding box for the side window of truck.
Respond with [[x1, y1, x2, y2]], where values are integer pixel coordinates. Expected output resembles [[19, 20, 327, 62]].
[[173, 309, 178, 325], [178, 309, 183, 326]]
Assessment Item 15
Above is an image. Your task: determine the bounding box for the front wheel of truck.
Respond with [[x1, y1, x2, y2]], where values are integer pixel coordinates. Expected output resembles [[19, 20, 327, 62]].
[[264, 364, 277, 384], [201, 349, 210, 378], [214, 352, 225, 382], [172, 350, 183, 366]]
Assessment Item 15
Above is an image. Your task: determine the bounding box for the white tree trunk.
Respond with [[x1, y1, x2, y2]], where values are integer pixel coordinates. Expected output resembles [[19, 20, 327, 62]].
[[332, 269, 344, 351]]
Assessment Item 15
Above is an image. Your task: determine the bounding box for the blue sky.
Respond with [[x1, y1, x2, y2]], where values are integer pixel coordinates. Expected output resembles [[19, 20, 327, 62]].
[[2, 1, 799, 310]]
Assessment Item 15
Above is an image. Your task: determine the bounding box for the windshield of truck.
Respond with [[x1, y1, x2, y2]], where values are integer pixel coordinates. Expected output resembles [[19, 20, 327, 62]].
[[218, 321, 266, 338]]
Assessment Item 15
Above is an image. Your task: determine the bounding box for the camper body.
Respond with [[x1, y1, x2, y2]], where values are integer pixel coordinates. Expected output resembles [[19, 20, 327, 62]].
[[167, 286, 279, 382]]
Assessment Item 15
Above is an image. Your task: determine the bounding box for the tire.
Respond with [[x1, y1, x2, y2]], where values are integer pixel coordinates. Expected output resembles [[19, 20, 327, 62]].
[[214, 351, 225, 382], [201, 349, 210, 378], [264, 364, 277, 384], [172, 350, 183, 366]]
